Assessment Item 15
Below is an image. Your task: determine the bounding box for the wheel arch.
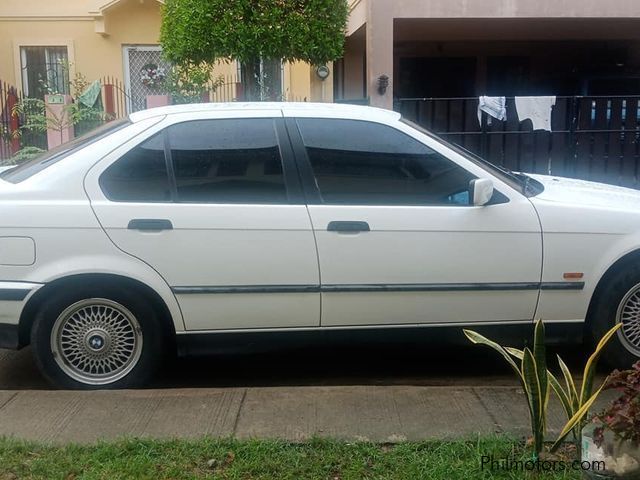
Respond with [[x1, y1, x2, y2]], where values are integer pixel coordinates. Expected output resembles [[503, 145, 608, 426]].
[[19, 273, 178, 348], [585, 248, 640, 330]]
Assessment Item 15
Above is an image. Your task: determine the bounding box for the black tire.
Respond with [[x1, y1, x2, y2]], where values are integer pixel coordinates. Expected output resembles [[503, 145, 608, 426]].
[[31, 285, 168, 389], [589, 265, 640, 368]]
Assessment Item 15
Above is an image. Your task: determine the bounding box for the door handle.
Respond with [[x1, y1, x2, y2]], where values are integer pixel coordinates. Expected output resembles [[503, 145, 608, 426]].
[[127, 219, 173, 231], [327, 221, 370, 232]]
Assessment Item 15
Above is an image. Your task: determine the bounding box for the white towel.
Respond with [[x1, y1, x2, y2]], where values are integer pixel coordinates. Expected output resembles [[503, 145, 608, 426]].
[[478, 96, 507, 125], [515, 96, 556, 131]]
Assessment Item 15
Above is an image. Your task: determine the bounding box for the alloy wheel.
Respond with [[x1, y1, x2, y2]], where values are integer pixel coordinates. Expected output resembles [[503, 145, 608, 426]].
[[50, 298, 143, 385], [616, 283, 640, 356]]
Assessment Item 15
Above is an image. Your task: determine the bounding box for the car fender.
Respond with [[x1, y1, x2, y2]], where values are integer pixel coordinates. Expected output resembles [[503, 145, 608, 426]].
[[23, 253, 185, 333]]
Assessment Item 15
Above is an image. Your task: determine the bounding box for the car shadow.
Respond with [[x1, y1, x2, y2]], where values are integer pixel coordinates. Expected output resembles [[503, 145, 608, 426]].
[[0, 344, 592, 390]]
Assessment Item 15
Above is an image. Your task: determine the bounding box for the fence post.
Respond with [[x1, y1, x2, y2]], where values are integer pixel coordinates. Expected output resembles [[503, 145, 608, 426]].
[[7, 87, 20, 155], [480, 111, 488, 159], [568, 96, 579, 178], [45, 94, 74, 149], [235, 81, 244, 101], [146, 94, 171, 109], [103, 82, 116, 120]]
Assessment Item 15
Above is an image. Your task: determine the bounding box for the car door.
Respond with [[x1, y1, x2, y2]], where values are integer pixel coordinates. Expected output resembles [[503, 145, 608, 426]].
[[85, 111, 320, 331], [285, 115, 543, 327]]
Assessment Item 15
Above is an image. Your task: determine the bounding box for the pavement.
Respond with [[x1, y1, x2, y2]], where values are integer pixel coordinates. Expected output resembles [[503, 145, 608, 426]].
[[0, 344, 611, 444]]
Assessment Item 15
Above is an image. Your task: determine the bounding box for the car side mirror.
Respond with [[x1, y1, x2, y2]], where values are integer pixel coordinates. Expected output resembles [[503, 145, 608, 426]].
[[469, 178, 494, 206]]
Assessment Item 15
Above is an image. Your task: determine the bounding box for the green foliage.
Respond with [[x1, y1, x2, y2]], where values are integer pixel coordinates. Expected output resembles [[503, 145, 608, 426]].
[[3, 146, 45, 166], [165, 63, 224, 104], [0, 436, 583, 479], [464, 320, 550, 458], [593, 360, 640, 447], [465, 321, 622, 456], [11, 97, 108, 145], [160, 0, 349, 65], [546, 323, 621, 452]]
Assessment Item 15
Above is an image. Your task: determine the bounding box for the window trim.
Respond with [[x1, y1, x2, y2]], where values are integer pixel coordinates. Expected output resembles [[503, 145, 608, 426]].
[[287, 117, 491, 207], [100, 117, 304, 205], [13, 39, 75, 97]]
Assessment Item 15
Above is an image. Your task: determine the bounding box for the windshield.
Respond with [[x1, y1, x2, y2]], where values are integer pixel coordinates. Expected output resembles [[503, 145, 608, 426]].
[[1, 118, 131, 183], [400, 118, 543, 197]]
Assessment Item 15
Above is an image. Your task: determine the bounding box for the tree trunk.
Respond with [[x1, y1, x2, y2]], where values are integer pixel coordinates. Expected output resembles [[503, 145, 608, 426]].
[[241, 59, 262, 101]]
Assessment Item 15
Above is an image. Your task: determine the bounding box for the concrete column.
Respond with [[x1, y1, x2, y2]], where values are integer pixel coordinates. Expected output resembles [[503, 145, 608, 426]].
[[44, 94, 74, 149], [146, 94, 171, 109], [367, 0, 394, 109]]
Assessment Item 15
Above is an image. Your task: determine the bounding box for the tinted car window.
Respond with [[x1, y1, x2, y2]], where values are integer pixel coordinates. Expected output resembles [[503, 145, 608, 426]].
[[168, 119, 287, 204], [100, 133, 171, 202], [297, 118, 476, 206]]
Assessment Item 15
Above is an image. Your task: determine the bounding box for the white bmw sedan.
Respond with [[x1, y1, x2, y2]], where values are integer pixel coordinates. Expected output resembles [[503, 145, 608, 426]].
[[0, 102, 639, 389]]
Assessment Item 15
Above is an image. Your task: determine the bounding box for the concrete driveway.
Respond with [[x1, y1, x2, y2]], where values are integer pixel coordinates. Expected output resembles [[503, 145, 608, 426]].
[[0, 344, 608, 444]]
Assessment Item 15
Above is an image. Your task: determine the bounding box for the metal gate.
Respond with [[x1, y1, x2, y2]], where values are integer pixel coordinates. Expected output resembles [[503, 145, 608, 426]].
[[396, 96, 640, 189], [123, 46, 170, 113]]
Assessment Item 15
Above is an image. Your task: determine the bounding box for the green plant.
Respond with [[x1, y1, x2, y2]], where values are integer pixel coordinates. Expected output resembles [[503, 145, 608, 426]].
[[160, 0, 349, 100], [165, 63, 224, 104], [11, 97, 107, 145], [545, 324, 622, 452], [593, 360, 640, 447], [465, 321, 622, 457], [3, 146, 45, 165], [464, 320, 550, 458]]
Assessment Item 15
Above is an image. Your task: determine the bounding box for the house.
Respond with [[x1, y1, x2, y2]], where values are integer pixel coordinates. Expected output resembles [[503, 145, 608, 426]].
[[330, 0, 640, 189], [336, 0, 640, 108], [0, 0, 332, 112]]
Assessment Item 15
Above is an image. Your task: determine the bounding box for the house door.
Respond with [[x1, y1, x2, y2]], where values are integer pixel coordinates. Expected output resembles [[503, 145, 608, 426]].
[[123, 46, 170, 113]]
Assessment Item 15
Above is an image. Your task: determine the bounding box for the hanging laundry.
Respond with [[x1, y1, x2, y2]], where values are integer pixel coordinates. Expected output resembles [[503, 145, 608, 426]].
[[78, 80, 102, 108], [477, 96, 507, 126], [515, 96, 556, 131]]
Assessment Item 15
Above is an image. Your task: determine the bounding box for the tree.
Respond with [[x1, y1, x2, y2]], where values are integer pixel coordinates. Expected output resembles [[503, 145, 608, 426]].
[[160, 0, 349, 100]]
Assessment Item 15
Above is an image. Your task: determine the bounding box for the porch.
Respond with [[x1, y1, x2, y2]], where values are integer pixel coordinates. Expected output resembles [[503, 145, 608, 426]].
[[333, 1, 640, 187], [336, 13, 640, 105]]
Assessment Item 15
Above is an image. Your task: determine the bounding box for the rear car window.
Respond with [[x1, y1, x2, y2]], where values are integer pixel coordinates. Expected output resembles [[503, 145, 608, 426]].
[[169, 119, 287, 204], [99, 118, 288, 204], [0, 119, 131, 183], [100, 133, 171, 202]]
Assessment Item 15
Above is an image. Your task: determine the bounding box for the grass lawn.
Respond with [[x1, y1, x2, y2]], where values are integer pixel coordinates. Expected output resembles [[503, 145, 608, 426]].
[[0, 436, 585, 479]]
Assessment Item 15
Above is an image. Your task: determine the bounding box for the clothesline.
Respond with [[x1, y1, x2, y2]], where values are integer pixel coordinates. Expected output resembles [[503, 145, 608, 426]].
[[478, 96, 556, 131]]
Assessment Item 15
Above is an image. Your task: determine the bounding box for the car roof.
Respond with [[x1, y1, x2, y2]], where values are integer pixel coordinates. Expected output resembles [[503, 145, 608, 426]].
[[128, 102, 402, 124]]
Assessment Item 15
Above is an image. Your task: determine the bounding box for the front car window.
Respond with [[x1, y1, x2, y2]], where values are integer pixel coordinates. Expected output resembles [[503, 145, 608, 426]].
[[401, 118, 544, 197], [296, 118, 477, 206]]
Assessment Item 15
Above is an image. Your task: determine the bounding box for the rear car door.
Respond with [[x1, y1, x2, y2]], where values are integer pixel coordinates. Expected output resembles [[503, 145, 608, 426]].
[[286, 115, 543, 327], [84, 111, 320, 330]]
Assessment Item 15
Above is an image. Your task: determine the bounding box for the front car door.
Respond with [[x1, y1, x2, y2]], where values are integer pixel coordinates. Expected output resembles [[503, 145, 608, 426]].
[[85, 110, 320, 331], [284, 111, 543, 327]]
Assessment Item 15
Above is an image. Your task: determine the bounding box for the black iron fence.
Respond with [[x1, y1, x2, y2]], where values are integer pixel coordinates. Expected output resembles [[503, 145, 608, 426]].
[[396, 96, 640, 189], [0, 80, 48, 158]]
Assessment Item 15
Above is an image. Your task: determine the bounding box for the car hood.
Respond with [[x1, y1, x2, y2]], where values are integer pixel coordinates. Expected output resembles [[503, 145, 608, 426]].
[[527, 174, 640, 210]]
